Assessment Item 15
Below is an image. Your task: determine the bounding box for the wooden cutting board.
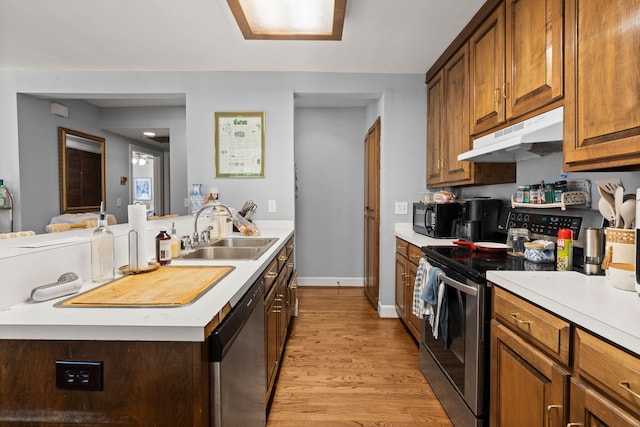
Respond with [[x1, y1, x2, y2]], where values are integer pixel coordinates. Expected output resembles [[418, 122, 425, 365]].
[[60, 265, 234, 307]]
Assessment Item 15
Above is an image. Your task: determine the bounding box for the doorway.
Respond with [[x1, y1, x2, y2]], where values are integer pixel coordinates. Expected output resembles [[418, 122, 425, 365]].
[[364, 117, 380, 309], [130, 145, 165, 217]]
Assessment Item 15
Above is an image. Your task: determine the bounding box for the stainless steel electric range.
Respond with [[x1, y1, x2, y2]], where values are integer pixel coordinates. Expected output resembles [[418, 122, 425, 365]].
[[418, 206, 602, 427]]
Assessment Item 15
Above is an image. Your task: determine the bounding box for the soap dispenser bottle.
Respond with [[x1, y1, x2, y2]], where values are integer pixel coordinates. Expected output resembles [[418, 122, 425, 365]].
[[91, 202, 115, 282], [170, 222, 181, 258]]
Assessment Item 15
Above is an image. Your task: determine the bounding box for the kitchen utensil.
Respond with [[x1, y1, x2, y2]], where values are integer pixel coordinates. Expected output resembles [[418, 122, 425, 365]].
[[615, 186, 624, 228], [452, 240, 508, 253], [598, 198, 615, 224], [596, 178, 623, 195], [597, 185, 616, 213], [619, 199, 636, 229]]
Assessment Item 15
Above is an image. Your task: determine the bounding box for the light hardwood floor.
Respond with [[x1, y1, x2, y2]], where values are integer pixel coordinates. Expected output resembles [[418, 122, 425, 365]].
[[267, 286, 453, 426]]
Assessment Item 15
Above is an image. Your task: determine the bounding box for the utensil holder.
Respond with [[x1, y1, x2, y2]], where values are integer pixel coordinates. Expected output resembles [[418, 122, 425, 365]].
[[604, 227, 636, 290]]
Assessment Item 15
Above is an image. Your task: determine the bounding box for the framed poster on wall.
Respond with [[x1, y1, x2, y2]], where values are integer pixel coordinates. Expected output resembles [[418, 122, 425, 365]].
[[215, 112, 265, 178]]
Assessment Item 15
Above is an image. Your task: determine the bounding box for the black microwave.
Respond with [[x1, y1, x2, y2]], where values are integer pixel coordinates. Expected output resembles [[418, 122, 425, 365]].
[[413, 202, 461, 238]]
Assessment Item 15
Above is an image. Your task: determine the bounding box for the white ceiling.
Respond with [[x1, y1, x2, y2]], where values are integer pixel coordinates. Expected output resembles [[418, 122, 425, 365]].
[[4, 0, 485, 146], [0, 0, 484, 74]]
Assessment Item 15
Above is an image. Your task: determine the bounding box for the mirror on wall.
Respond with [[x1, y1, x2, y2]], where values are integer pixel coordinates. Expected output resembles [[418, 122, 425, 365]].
[[59, 127, 106, 213]]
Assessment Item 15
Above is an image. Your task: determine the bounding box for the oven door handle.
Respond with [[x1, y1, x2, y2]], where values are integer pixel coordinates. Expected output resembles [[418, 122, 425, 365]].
[[438, 273, 478, 297]]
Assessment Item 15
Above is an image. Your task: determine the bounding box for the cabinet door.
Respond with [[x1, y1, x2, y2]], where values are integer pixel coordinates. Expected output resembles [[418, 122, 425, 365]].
[[406, 260, 420, 341], [470, 3, 506, 135], [443, 43, 472, 184], [564, 0, 640, 171], [505, 0, 563, 119], [395, 252, 407, 320], [426, 71, 444, 186], [490, 321, 569, 427], [569, 379, 640, 427], [265, 283, 279, 397]]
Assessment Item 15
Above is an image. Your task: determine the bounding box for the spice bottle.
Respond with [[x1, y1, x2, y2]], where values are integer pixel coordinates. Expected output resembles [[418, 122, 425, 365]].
[[156, 230, 172, 265], [170, 222, 181, 259], [556, 228, 573, 271]]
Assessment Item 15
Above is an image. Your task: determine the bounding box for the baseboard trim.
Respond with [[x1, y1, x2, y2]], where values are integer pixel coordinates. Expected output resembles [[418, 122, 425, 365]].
[[378, 303, 399, 318], [296, 277, 364, 287]]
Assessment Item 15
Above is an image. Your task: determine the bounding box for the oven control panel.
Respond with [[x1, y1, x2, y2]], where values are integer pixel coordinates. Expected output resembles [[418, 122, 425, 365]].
[[501, 211, 582, 239]]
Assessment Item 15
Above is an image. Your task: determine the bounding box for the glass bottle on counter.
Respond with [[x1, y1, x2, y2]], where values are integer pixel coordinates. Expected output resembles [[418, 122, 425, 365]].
[[530, 184, 541, 204], [91, 203, 115, 282], [156, 230, 172, 265]]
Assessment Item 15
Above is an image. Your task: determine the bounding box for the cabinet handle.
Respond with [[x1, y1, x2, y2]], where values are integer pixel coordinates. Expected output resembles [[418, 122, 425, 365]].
[[502, 82, 509, 99], [494, 88, 501, 104], [265, 272, 278, 279], [566, 424, 584, 427], [509, 312, 532, 325], [618, 381, 640, 399], [546, 404, 562, 427]]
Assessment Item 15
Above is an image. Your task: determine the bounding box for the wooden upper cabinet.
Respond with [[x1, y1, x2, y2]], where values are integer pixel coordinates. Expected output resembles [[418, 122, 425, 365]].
[[563, 0, 640, 171], [470, 3, 506, 135], [426, 72, 444, 186], [443, 44, 472, 184], [505, 0, 563, 119], [426, 45, 472, 187], [470, 0, 564, 136]]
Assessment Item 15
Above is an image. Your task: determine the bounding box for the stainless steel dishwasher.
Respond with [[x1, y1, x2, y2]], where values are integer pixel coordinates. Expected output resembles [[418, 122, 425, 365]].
[[210, 277, 265, 427]]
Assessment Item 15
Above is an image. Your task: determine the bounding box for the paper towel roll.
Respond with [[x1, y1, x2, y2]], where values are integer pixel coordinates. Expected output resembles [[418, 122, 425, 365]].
[[128, 204, 148, 270]]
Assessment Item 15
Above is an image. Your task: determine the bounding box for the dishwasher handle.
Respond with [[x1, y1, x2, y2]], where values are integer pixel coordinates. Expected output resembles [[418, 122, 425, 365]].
[[209, 277, 264, 361]]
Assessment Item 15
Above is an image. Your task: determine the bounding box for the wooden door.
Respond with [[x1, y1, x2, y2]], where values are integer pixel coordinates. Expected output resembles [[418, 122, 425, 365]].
[[505, 0, 563, 119], [563, 0, 640, 171], [443, 43, 472, 184], [490, 321, 569, 427], [470, 2, 506, 135], [569, 379, 640, 426], [426, 71, 444, 186], [364, 118, 380, 310]]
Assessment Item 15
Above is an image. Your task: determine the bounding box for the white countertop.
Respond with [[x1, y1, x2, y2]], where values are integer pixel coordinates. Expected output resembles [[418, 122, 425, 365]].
[[394, 222, 640, 357], [0, 222, 294, 342]]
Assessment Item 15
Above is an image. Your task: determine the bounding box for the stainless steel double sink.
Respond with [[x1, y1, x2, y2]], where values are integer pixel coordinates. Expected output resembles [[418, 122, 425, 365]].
[[178, 237, 278, 260]]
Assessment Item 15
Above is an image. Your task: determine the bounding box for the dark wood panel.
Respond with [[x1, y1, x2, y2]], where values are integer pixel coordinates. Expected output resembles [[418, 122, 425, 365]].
[[0, 340, 208, 426]]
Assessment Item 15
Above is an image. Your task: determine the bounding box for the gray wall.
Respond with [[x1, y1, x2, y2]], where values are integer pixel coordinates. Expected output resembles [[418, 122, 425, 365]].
[[294, 107, 366, 281], [458, 152, 640, 210], [16, 95, 174, 231], [1, 70, 427, 314]]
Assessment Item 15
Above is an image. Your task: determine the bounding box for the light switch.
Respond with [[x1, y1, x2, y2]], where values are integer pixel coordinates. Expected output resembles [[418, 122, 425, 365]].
[[116, 198, 122, 207], [268, 200, 277, 212], [395, 202, 408, 215]]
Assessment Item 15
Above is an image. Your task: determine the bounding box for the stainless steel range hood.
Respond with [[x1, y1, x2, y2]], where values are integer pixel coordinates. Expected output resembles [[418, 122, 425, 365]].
[[458, 106, 563, 162]]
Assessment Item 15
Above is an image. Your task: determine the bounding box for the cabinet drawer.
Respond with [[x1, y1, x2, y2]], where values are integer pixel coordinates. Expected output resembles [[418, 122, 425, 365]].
[[263, 258, 279, 294], [276, 246, 288, 273], [493, 287, 570, 365], [407, 244, 423, 266], [574, 328, 640, 415], [396, 238, 409, 258]]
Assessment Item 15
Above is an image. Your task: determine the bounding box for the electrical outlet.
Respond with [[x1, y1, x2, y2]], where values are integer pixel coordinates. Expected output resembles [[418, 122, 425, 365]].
[[268, 200, 277, 212], [56, 360, 103, 391], [184, 198, 189, 208], [116, 197, 122, 207], [395, 201, 408, 215]]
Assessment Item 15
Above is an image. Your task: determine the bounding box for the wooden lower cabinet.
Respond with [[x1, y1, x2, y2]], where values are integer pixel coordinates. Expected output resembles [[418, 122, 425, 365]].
[[394, 238, 421, 342], [0, 340, 209, 426], [570, 378, 640, 427], [265, 235, 295, 405], [490, 321, 569, 427], [492, 287, 640, 427]]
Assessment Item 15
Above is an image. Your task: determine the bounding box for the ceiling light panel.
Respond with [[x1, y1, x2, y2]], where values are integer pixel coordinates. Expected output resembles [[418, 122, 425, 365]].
[[228, 0, 346, 40]]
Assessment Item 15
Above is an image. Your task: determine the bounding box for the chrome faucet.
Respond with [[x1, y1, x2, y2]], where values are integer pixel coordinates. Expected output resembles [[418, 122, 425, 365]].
[[192, 202, 233, 246]]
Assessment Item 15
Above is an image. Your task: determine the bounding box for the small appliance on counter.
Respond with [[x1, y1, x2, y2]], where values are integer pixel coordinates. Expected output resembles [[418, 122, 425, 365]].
[[412, 201, 462, 238], [455, 198, 504, 241]]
